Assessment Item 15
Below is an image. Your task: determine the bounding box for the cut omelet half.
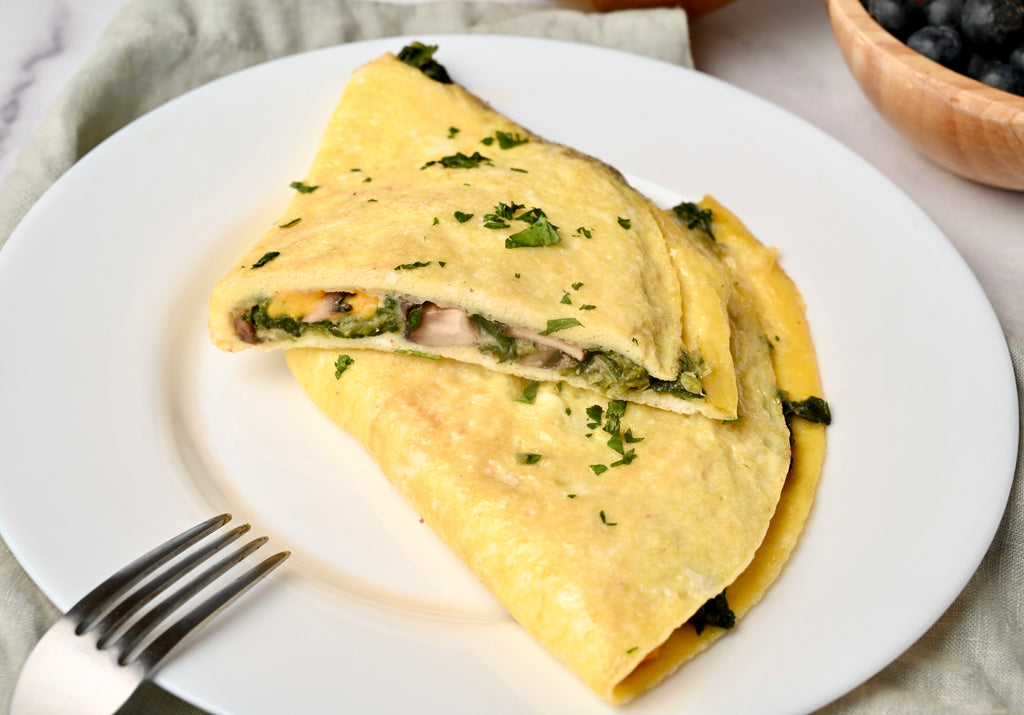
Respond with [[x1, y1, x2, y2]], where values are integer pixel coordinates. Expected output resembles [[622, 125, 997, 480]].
[[284, 195, 829, 704], [209, 49, 737, 419]]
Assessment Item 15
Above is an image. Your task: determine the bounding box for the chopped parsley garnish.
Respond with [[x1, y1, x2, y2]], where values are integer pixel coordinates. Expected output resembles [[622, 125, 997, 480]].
[[394, 261, 432, 270], [251, 251, 280, 269], [599, 510, 616, 526], [513, 207, 548, 225], [573, 226, 593, 238], [579, 304, 596, 311], [516, 380, 540, 404], [334, 354, 354, 378], [567, 493, 577, 499], [483, 201, 524, 228], [626, 647, 639, 655], [610, 449, 638, 467], [432, 217, 439, 225], [672, 201, 715, 241], [448, 126, 460, 139], [423, 151, 491, 169], [571, 282, 584, 290], [454, 211, 474, 223], [688, 590, 735, 635], [363, 176, 372, 183], [481, 204, 562, 248], [539, 317, 582, 335], [397, 42, 453, 84], [617, 217, 632, 229], [516, 452, 543, 465], [606, 430, 625, 456], [506, 215, 561, 248], [289, 181, 318, 194], [603, 400, 627, 435], [278, 218, 301, 228], [560, 292, 572, 305], [585, 399, 642, 468], [510, 167, 528, 173], [395, 349, 441, 360], [493, 130, 529, 149], [779, 392, 832, 425]]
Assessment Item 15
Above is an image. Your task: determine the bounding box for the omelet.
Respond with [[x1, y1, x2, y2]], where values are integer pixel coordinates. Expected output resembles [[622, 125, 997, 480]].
[[209, 47, 737, 419], [284, 195, 829, 704]]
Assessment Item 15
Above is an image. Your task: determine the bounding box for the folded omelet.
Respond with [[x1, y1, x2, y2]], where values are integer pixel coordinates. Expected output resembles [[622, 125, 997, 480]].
[[209, 49, 737, 419], [285, 196, 828, 704]]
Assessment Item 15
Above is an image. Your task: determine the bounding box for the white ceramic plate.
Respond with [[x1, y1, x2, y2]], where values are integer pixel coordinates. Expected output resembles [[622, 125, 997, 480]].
[[0, 36, 1016, 715]]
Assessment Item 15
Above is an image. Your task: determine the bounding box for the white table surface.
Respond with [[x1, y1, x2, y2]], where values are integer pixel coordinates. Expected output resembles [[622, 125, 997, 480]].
[[2, 0, 1022, 336]]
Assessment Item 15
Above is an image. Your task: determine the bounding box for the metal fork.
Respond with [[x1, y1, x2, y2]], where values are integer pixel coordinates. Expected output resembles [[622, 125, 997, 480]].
[[10, 514, 289, 715]]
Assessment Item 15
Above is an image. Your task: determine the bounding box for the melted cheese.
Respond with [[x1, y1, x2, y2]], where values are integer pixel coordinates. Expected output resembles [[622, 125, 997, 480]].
[[266, 290, 327, 319], [266, 289, 380, 321], [345, 290, 379, 319]]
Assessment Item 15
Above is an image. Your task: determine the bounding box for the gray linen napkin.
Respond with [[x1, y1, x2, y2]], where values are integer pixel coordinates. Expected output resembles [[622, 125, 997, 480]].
[[0, 1, 1021, 713]]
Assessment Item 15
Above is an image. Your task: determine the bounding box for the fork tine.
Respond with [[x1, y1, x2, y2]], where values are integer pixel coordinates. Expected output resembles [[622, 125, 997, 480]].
[[133, 550, 290, 672], [114, 536, 272, 664], [93, 524, 252, 650], [70, 513, 232, 634]]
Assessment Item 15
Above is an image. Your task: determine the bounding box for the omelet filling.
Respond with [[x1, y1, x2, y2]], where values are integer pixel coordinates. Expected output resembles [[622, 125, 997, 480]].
[[234, 289, 705, 399]]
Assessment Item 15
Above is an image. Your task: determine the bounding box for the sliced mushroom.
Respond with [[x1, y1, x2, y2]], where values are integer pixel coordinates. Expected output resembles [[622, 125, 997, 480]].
[[517, 345, 567, 368], [408, 303, 479, 347], [232, 311, 261, 345], [506, 326, 587, 362]]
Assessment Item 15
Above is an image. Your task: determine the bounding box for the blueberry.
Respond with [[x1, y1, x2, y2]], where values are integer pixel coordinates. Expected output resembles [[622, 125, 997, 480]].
[[960, 0, 1024, 54], [1010, 42, 1024, 70], [966, 53, 1024, 92], [922, 0, 964, 25], [967, 52, 990, 74], [868, 0, 924, 39], [908, 25, 967, 66]]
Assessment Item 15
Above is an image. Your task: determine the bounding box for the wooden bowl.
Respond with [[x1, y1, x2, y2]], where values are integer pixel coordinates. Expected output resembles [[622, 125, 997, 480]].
[[826, 0, 1024, 191]]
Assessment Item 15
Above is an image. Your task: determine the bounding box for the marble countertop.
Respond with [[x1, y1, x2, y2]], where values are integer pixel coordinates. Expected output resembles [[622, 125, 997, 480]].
[[0, 2, 124, 182], [2, 0, 1021, 337]]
